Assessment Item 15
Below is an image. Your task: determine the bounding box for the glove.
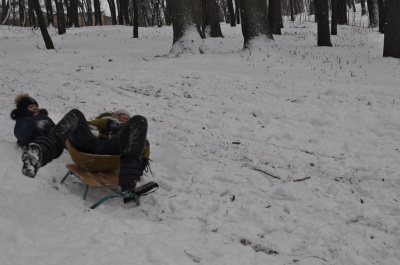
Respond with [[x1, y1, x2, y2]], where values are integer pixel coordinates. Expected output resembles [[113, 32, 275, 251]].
[[107, 120, 124, 133], [33, 120, 55, 134]]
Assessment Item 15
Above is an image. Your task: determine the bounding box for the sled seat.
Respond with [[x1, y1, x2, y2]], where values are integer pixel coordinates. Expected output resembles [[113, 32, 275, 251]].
[[61, 164, 140, 209]]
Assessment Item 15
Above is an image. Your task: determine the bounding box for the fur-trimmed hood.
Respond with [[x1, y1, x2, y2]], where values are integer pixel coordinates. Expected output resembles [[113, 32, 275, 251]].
[[10, 108, 49, 121]]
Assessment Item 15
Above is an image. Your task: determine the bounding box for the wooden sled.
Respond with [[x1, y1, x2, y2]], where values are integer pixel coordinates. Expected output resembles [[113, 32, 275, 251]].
[[60, 164, 140, 209]]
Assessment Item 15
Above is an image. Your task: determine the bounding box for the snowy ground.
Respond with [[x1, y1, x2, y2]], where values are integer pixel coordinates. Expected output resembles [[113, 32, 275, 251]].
[[1, 12, 399, 265]]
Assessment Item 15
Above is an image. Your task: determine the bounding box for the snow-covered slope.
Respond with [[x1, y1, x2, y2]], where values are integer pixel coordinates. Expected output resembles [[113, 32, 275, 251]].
[[1, 18, 399, 265]]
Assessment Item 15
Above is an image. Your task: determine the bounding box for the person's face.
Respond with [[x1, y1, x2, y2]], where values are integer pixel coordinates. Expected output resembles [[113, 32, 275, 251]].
[[27, 104, 39, 116], [118, 113, 130, 123]]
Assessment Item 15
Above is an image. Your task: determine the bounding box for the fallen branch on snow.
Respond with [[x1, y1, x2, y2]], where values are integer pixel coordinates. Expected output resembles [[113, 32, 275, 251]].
[[253, 168, 281, 179]]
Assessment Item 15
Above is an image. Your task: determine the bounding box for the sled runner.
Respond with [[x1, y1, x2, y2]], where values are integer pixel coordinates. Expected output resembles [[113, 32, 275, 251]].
[[60, 164, 158, 209]]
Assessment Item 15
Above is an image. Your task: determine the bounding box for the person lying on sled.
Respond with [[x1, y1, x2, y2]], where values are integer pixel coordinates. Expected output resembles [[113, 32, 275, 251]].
[[11, 94, 150, 201]]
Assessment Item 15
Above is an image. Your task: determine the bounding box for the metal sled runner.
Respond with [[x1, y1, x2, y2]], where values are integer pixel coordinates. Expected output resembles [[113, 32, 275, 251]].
[[60, 164, 140, 209]]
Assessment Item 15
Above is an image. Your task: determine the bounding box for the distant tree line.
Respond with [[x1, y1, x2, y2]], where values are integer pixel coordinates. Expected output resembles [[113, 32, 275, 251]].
[[1, 0, 398, 58]]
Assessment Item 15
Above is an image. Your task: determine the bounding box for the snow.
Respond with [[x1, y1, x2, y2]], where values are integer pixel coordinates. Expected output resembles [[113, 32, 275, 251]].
[[1, 14, 399, 265]]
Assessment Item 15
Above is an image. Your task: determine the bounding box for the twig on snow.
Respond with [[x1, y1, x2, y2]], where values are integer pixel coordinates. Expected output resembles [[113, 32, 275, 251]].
[[184, 250, 201, 263], [293, 176, 311, 182], [253, 168, 281, 179]]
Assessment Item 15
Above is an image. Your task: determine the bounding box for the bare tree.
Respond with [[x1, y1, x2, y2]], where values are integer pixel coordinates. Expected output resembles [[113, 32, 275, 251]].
[[383, 0, 400, 58], [34, 0, 54, 49], [331, 0, 338, 35], [360, 0, 366, 15], [240, 0, 274, 49], [55, 0, 66, 34], [133, 0, 139, 37], [337, 0, 347, 24], [227, 0, 235, 26], [315, 0, 332, 46], [170, 0, 208, 56], [377, 0, 385, 33], [205, 0, 224, 37], [268, 0, 282, 35], [367, 0, 379, 27]]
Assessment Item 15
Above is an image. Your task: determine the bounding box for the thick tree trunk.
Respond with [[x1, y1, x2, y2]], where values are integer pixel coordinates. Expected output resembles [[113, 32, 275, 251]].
[[164, 0, 171, 25], [331, 0, 338, 35], [240, 0, 274, 49], [309, 0, 315, 15], [377, 0, 385, 33], [383, 0, 400, 58], [315, 0, 332, 46], [205, 0, 223, 37], [337, 0, 347, 24], [268, 0, 282, 35], [33, 0, 54, 49], [227, 0, 236, 26], [133, 0, 138, 37], [55, 0, 66, 34], [170, 0, 207, 55], [367, 0, 379, 27]]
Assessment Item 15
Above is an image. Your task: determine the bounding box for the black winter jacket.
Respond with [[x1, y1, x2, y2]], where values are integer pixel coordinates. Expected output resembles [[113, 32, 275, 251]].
[[10, 108, 55, 147]]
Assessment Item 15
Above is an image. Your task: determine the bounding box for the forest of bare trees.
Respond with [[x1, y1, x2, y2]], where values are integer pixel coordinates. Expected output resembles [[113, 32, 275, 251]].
[[0, 0, 399, 57]]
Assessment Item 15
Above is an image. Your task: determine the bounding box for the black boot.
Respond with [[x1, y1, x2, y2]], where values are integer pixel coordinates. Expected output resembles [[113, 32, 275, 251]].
[[22, 135, 64, 178]]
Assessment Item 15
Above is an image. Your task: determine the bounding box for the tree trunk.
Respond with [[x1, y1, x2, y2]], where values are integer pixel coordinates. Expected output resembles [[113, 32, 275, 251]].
[[44, 0, 54, 26], [337, 0, 347, 24], [289, 0, 295, 22], [361, 0, 366, 15], [315, 0, 332, 46], [331, 0, 338, 35], [55, 0, 66, 34], [383, 0, 400, 58], [240, 0, 274, 49], [93, 0, 102, 25], [367, 0, 379, 27], [19, 0, 25, 26], [133, 0, 138, 37], [309, 0, 315, 15], [164, 0, 171, 25], [86, 0, 93, 25], [377, 0, 385, 33], [107, 0, 117, 25], [170, 0, 207, 55], [268, 0, 282, 35], [28, 0, 36, 27], [227, 0, 236, 26], [205, 0, 223, 37], [235, 0, 241, 24], [33, 0, 54, 49]]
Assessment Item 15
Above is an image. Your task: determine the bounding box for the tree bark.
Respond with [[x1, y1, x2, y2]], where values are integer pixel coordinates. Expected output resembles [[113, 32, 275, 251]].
[[235, 0, 241, 24], [28, 0, 36, 27], [337, 0, 347, 24], [44, 0, 54, 26], [19, 0, 25, 26], [55, 0, 66, 34], [108, 0, 117, 24], [205, 0, 223, 37], [383, 0, 400, 58], [170, 0, 207, 55], [268, 0, 282, 35], [93, 0, 102, 25], [315, 0, 332, 46], [289, 0, 295, 22], [377, 0, 385, 33], [360, 0, 366, 15], [227, 0, 236, 26], [133, 0, 139, 37], [86, 0, 93, 26], [367, 0, 379, 27], [33, 0, 54, 49], [331, 0, 338, 35], [240, 0, 274, 49]]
